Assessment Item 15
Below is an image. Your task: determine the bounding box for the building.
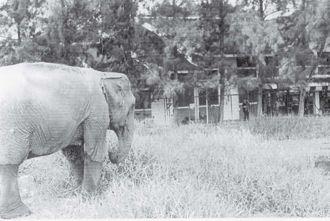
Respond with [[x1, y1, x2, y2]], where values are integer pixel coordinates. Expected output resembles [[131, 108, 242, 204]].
[[85, 21, 330, 124], [147, 50, 330, 125]]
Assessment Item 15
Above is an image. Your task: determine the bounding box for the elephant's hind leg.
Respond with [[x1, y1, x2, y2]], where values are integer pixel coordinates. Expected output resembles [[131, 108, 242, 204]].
[[62, 145, 84, 186], [0, 164, 31, 219]]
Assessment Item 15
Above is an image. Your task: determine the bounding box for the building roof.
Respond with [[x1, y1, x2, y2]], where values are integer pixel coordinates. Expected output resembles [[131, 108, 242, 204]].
[[141, 23, 163, 36], [264, 9, 296, 21]]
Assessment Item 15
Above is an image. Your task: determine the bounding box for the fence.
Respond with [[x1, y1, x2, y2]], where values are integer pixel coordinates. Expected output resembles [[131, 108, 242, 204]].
[[134, 94, 259, 124]]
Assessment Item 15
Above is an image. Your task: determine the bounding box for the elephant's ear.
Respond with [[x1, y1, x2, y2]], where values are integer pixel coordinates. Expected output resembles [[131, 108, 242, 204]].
[[100, 74, 134, 109], [100, 76, 122, 107]]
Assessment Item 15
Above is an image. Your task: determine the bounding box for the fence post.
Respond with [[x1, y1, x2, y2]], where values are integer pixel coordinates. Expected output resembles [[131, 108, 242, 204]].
[[206, 90, 209, 124], [194, 87, 199, 122], [218, 71, 221, 122], [314, 91, 320, 115]]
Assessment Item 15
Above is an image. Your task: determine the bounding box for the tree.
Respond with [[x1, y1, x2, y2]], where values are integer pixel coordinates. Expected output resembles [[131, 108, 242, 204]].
[[198, 0, 233, 122], [277, 0, 330, 116], [38, 0, 98, 65], [230, 0, 284, 116], [95, 0, 137, 74], [0, 0, 48, 65], [147, 1, 202, 99], [33, 0, 139, 79]]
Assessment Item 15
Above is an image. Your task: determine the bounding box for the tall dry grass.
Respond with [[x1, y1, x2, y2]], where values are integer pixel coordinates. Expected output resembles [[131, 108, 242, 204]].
[[18, 116, 330, 218], [246, 116, 330, 140]]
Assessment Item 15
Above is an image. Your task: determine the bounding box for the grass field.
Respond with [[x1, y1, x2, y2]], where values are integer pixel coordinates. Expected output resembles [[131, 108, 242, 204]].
[[19, 116, 330, 218]]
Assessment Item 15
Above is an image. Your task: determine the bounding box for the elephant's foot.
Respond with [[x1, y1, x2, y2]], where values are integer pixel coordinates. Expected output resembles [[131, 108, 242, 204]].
[[0, 201, 31, 219], [82, 156, 103, 194], [0, 164, 30, 219]]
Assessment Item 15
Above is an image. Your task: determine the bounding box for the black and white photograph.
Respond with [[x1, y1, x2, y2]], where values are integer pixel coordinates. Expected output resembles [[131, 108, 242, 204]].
[[0, 0, 329, 219]]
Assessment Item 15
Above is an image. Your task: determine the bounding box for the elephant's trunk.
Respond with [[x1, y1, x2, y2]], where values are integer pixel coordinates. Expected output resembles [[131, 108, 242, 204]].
[[109, 107, 134, 164]]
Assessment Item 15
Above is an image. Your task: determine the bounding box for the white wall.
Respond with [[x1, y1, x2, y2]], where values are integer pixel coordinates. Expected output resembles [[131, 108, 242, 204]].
[[223, 86, 240, 121]]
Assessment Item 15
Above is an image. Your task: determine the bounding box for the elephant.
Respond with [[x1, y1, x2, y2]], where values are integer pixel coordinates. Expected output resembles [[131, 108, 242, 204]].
[[0, 62, 135, 219]]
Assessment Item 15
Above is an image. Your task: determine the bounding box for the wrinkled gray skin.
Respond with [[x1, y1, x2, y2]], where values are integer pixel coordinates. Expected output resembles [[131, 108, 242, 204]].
[[0, 62, 135, 219]]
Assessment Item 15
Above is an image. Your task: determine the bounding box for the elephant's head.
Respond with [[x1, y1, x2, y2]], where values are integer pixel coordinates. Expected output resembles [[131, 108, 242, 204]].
[[100, 73, 135, 164]]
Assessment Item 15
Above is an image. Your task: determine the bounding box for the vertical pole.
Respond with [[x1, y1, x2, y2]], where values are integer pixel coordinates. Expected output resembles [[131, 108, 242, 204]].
[[218, 83, 221, 111], [219, 69, 227, 121], [256, 61, 263, 117], [170, 96, 174, 122], [218, 68, 226, 122], [188, 102, 191, 122], [206, 90, 209, 124], [314, 91, 320, 115], [230, 91, 233, 119], [164, 98, 167, 123], [194, 87, 200, 122]]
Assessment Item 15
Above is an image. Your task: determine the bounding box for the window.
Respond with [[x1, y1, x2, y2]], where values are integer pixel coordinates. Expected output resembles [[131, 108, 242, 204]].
[[318, 52, 330, 66], [237, 56, 257, 77], [265, 55, 279, 66], [318, 66, 330, 75], [236, 56, 256, 67], [208, 88, 219, 105], [135, 90, 151, 109], [199, 88, 219, 105], [177, 87, 194, 107], [237, 69, 257, 77]]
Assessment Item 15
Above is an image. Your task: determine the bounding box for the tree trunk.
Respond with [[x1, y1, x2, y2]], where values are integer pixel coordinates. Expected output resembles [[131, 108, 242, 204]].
[[256, 1, 265, 117], [17, 23, 21, 45], [257, 85, 263, 117], [259, 0, 264, 19], [58, 0, 66, 59], [172, 0, 176, 18], [298, 87, 306, 117]]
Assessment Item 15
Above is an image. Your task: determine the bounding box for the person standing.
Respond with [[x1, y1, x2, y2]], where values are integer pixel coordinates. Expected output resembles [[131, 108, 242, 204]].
[[242, 98, 250, 121]]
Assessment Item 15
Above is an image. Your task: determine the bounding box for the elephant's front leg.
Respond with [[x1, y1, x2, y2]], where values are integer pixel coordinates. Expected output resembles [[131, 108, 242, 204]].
[[0, 164, 31, 219], [81, 117, 108, 194], [82, 155, 103, 193]]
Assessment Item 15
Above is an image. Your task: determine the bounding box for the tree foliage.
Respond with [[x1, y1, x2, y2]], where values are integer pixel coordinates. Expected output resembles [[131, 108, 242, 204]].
[[0, 0, 48, 65], [146, 0, 202, 97], [277, 0, 330, 116], [0, 0, 140, 86]]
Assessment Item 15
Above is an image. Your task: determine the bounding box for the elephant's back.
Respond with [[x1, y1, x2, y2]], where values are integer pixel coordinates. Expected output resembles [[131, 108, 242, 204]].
[[0, 64, 39, 128], [0, 64, 27, 96], [0, 62, 100, 127], [0, 62, 97, 83], [0, 62, 99, 99]]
